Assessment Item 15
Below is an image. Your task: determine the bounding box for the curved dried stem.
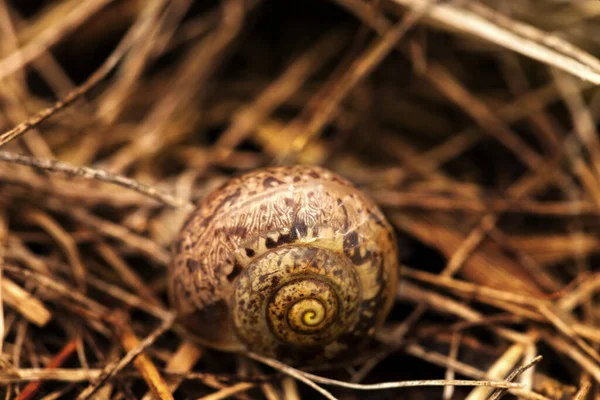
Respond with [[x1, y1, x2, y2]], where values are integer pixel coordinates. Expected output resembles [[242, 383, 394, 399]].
[[0, 151, 194, 211]]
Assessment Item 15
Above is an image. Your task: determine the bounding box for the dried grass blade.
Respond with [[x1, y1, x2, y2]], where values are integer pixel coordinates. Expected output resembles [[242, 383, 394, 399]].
[[390, 0, 600, 84]]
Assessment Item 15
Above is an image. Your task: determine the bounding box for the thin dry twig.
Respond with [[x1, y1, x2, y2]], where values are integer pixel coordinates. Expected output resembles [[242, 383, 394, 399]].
[[246, 352, 337, 400], [247, 351, 523, 397], [0, 151, 194, 210], [488, 356, 543, 400]]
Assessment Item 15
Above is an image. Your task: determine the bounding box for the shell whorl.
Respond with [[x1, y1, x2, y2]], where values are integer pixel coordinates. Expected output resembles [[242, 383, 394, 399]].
[[232, 246, 361, 358], [169, 165, 398, 362]]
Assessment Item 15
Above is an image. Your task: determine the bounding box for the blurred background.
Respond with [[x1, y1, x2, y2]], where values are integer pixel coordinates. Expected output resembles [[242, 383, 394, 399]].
[[1, 0, 600, 399]]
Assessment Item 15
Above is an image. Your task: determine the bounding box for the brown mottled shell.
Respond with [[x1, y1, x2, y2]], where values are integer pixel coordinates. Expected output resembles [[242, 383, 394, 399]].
[[169, 165, 398, 363]]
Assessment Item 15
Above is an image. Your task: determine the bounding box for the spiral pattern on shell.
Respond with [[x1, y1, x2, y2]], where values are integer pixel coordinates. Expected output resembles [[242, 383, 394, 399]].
[[232, 246, 361, 356], [169, 165, 398, 363]]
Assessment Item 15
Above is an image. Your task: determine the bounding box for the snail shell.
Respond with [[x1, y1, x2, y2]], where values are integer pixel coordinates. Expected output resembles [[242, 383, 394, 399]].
[[169, 165, 398, 363]]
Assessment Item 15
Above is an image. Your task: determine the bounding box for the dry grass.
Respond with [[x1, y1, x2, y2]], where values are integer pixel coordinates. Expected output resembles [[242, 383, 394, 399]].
[[1, 0, 600, 398]]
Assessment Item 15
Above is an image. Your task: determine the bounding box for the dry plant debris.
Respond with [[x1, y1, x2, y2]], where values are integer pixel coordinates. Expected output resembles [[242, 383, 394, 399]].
[[0, 0, 600, 399]]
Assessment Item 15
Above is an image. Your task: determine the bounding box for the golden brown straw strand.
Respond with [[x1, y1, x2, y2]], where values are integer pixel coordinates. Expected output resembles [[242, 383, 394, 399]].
[[572, 376, 592, 400], [0, 368, 101, 384], [114, 312, 174, 400], [3, 264, 108, 319], [1, 277, 51, 327], [281, 377, 301, 400], [197, 382, 255, 400], [141, 341, 203, 400]]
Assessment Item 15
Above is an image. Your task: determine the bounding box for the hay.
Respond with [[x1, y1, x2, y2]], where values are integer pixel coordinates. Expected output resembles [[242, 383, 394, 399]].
[[0, 0, 600, 398]]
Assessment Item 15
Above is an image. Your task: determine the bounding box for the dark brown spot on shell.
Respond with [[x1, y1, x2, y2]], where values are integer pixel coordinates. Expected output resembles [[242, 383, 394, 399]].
[[308, 171, 320, 179], [265, 237, 277, 249], [185, 258, 200, 273], [263, 176, 284, 187], [277, 233, 293, 246], [245, 248, 255, 257], [343, 231, 374, 264], [343, 231, 359, 252], [331, 176, 346, 185], [339, 202, 349, 231], [227, 262, 244, 282], [349, 248, 373, 265]]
